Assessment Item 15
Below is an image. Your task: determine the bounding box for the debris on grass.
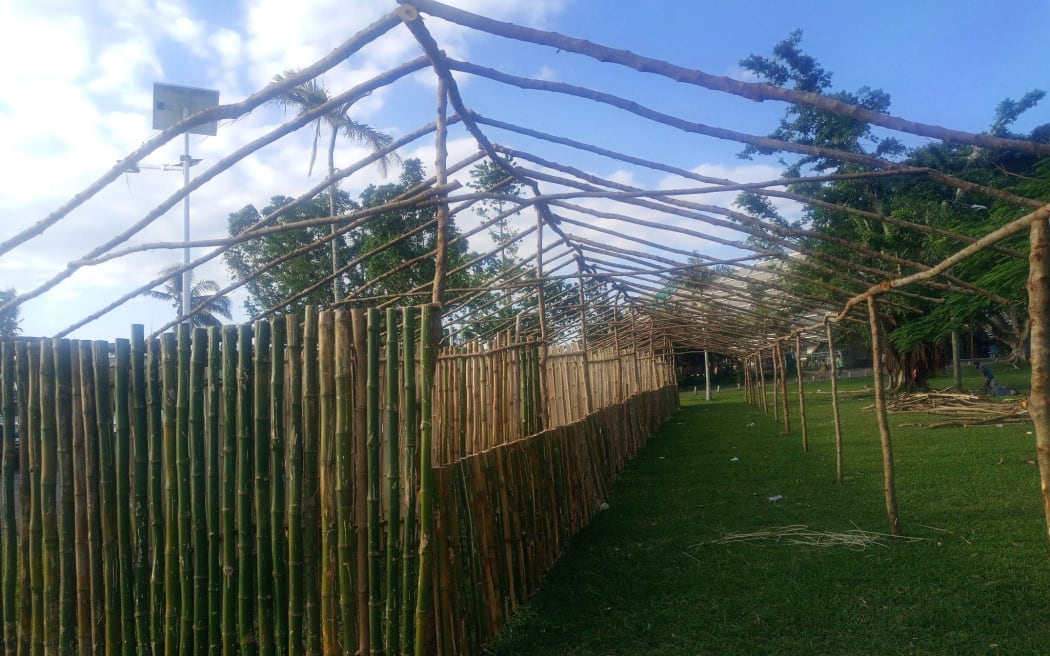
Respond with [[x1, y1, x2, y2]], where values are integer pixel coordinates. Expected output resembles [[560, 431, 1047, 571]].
[[867, 389, 1030, 428], [690, 525, 928, 551]]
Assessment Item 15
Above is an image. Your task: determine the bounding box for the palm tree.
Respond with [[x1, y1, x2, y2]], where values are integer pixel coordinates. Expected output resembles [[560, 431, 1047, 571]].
[[142, 265, 233, 328], [270, 70, 398, 302]]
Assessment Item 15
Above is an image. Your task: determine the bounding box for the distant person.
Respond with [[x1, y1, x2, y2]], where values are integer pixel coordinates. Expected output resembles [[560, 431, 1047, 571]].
[[818, 361, 827, 381], [911, 364, 929, 392], [988, 343, 997, 359], [835, 353, 843, 378], [975, 361, 994, 393]]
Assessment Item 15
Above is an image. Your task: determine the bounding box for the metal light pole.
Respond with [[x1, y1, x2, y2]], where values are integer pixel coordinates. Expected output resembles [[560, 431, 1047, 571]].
[[152, 82, 219, 323]]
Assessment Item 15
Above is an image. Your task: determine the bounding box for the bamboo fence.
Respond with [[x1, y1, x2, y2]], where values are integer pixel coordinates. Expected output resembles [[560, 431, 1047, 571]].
[[0, 305, 677, 655]]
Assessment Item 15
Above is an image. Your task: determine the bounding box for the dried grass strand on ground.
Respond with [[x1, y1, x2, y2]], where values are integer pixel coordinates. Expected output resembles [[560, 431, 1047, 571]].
[[689, 525, 927, 551]]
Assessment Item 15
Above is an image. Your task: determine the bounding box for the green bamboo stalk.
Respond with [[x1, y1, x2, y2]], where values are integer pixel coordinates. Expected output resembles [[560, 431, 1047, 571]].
[[270, 316, 287, 656], [236, 323, 256, 656], [54, 339, 77, 655], [205, 327, 221, 656], [77, 342, 104, 654], [146, 337, 164, 653], [333, 311, 355, 654], [160, 333, 180, 655], [130, 327, 151, 656], [26, 343, 42, 656], [1, 343, 17, 655], [175, 324, 193, 656], [284, 315, 304, 656], [69, 340, 92, 656], [93, 340, 122, 655], [220, 326, 238, 655], [399, 307, 417, 656], [114, 338, 135, 656], [16, 342, 31, 655], [190, 327, 209, 655], [317, 311, 336, 654], [351, 308, 368, 656], [384, 308, 401, 653], [366, 308, 382, 656], [254, 320, 274, 656], [413, 304, 437, 656], [40, 340, 59, 654], [300, 307, 321, 656]]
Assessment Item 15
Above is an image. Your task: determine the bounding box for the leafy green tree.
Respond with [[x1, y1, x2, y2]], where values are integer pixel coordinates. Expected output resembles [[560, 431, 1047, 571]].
[[468, 155, 522, 272], [142, 265, 233, 327], [0, 289, 21, 339], [225, 190, 360, 316]]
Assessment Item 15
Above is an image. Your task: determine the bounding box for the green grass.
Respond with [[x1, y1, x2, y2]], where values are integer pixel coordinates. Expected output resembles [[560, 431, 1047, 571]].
[[486, 366, 1050, 655]]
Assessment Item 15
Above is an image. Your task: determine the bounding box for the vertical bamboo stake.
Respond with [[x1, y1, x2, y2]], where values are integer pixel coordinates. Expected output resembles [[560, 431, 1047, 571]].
[[399, 307, 418, 656], [317, 311, 336, 654], [79, 342, 104, 654], [53, 339, 77, 655], [93, 339, 123, 655], [270, 316, 288, 655], [236, 324, 256, 655], [825, 322, 844, 485], [430, 69, 450, 308], [285, 315, 304, 656], [40, 340, 60, 654], [534, 205, 549, 431], [146, 337, 164, 653], [113, 338, 135, 656], [130, 327, 151, 656], [301, 307, 321, 656], [778, 341, 790, 433], [757, 351, 768, 414], [1028, 216, 1050, 539], [220, 326, 238, 656], [703, 350, 711, 401], [366, 308, 383, 655], [26, 343, 42, 656], [205, 327, 221, 656], [174, 325, 195, 656], [160, 334, 180, 655], [351, 308, 369, 656], [384, 308, 401, 652], [413, 304, 437, 656], [867, 295, 901, 536], [1, 343, 17, 654], [333, 310, 356, 654], [576, 260, 594, 415], [770, 344, 780, 423], [795, 335, 808, 453], [189, 328, 209, 655], [254, 320, 274, 656], [67, 339, 88, 656]]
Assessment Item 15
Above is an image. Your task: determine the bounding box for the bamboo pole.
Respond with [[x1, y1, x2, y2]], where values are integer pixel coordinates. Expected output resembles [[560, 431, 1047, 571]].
[[254, 320, 274, 656], [113, 338, 135, 656], [78, 341, 104, 654], [41, 340, 59, 654], [333, 310, 356, 654], [236, 324, 256, 654], [777, 340, 790, 434], [93, 339, 122, 655], [317, 310, 336, 654], [399, 307, 418, 656], [26, 343, 41, 656], [825, 322, 844, 485], [160, 334, 180, 655], [795, 335, 808, 453], [52, 339, 76, 655], [189, 328, 208, 655], [413, 304, 437, 656], [1026, 217, 1050, 540], [285, 315, 304, 656], [68, 340, 90, 656], [384, 308, 401, 652], [220, 326, 238, 655], [174, 324, 194, 656], [205, 327, 221, 656], [867, 296, 901, 536], [1, 343, 16, 655], [129, 327, 151, 656], [351, 308, 369, 656], [270, 316, 288, 655], [145, 337, 163, 653], [757, 351, 768, 414], [300, 307, 321, 655], [366, 308, 383, 655]]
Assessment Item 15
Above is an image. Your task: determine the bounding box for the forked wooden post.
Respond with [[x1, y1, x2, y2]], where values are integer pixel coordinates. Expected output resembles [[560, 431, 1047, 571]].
[[1026, 216, 1050, 540], [794, 334, 808, 452], [867, 294, 901, 536], [825, 321, 844, 485]]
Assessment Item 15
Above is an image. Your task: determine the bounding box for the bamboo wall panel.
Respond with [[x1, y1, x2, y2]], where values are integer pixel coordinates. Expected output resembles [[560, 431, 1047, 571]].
[[0, 306, 679, 655]]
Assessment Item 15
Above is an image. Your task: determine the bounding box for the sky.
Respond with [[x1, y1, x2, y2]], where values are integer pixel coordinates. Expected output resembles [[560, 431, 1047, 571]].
[[1, 0, 1047, 339]]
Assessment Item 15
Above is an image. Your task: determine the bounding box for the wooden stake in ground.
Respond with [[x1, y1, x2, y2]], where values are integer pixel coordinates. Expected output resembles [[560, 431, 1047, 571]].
[[794, 335, 808, 452], [867, 295, 901, 536], [825, 321, 844, 485], [777, 340, 790, 434], [1027, 215, 1050, 541]]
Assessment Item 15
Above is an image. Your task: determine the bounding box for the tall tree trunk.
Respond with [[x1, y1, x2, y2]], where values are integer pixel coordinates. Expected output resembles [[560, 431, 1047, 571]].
[[328, 127, 342, 304], [868, 296, 901, 536]]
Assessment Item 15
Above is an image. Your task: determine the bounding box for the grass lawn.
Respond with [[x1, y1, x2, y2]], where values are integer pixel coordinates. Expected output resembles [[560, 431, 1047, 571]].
[[487, 363, 1050, 655]]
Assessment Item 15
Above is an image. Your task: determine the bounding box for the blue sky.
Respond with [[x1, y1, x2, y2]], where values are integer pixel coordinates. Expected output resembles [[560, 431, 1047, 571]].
[[1, 0, 1047, 339]]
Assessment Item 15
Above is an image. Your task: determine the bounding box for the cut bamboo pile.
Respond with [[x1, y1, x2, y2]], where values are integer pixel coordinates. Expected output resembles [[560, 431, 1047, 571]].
[[874, 390, 1031, 428], [0, 305, 678, 655]]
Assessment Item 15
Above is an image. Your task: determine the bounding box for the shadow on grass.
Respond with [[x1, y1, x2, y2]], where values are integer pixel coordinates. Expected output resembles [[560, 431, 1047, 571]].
[[486, 380, 1050, 656]]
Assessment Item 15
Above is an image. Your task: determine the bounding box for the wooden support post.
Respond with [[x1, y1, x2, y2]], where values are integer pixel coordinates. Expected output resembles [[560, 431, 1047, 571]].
[[1027, 216, 1050, 541], [826, 322, 844, 485], [431, 73, 450, 308], [795, 335, 808, 452], [703, 350, 711, 401], [534, 203, 550, 429], [576, 259, 594, 415], [777, 340, 790, 434], [868, 295, 901, 536], [757, 351, 768, 414]]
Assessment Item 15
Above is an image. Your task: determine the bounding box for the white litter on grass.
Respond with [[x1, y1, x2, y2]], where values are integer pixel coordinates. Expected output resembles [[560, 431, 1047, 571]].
[[598, 502, 610, 511], [767, 494, 783, 502], [730, 457, 739, 462]]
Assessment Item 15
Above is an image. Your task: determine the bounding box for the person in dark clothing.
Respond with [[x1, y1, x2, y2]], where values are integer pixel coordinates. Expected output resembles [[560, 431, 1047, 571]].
[[975, 361, 994, 393]]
